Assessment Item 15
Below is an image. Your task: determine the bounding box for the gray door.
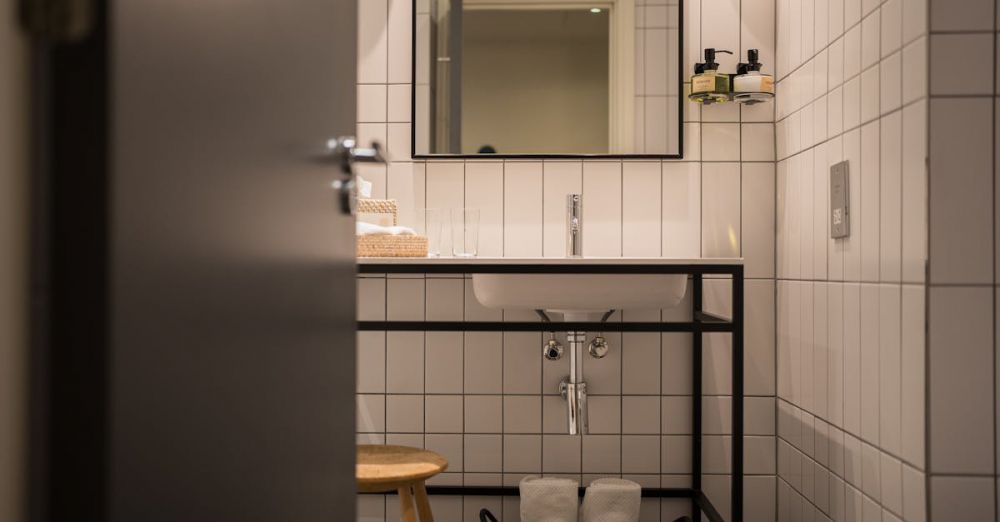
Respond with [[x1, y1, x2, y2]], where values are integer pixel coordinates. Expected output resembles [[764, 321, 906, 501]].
[[110, 1, 357, 520]]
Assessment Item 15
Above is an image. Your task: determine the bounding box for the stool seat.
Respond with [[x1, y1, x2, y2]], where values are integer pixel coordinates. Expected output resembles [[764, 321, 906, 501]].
[[357, 445, 448, 522], [356, 445, 448, 492]]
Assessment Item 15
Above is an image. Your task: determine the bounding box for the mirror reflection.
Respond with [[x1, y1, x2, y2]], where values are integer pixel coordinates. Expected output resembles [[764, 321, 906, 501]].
[[414, 0, 682, 157]]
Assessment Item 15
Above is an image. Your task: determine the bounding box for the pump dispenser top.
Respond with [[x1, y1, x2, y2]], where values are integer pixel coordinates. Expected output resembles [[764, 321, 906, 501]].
[[737, 49, 763, 75]]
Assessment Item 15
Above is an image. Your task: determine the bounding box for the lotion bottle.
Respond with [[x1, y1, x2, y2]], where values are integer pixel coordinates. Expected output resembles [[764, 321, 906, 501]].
[[732, 49, 775, 105]]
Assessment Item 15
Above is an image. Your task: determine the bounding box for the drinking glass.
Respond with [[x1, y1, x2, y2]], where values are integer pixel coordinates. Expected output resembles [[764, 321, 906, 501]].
[[451, 208, 480, 257], [416, 208, 447, 257]]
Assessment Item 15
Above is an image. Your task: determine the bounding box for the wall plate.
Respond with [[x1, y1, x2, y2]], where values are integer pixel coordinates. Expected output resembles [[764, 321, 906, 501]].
[[830, 161, 850, 239]]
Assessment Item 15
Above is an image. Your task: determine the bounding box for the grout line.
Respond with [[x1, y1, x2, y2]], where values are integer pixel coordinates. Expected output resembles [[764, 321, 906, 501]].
[[772, 0, 782, 517], [992, 5, 998, 520], [921, 0, 931, 517]]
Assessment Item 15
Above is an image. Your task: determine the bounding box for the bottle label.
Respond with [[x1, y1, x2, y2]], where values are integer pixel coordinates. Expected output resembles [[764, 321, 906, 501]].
[[761, 75, 774, 93], [692, 75, 714, 93]]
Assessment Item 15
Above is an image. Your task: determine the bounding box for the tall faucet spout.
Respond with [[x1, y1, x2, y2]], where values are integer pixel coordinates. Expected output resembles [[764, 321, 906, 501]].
[[567, 194, 583, 257]]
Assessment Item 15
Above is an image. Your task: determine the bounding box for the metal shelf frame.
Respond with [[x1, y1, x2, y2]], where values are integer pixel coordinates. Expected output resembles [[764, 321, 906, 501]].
[[357, 262, 744, 522]]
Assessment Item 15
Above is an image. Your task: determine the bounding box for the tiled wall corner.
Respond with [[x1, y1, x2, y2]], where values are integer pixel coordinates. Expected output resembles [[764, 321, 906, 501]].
[[775, 0, 929, 519], [356, 0, 777, 520]]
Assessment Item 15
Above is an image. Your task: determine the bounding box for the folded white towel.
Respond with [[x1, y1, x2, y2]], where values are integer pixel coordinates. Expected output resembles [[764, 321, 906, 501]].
[[356, 222, 417, 236], [580, 478, 641, 522], [519, 475, 580, 522], [356, 175, 373, 198]]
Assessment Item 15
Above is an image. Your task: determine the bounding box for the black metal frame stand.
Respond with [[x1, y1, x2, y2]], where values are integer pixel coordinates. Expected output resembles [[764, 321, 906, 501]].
[[358, 262, 744, 522]]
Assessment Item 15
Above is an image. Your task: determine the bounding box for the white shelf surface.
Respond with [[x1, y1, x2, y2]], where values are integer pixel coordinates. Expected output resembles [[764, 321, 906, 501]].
[[356, 257, 743, 265]]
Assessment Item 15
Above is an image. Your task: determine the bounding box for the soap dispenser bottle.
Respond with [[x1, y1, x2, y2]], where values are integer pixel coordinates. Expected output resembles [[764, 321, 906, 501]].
[[689, 48, 733, 104], [733, 49, 775, 104]]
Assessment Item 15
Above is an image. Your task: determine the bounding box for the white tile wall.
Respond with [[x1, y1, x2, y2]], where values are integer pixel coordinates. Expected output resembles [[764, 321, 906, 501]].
[[775, 0, 931, 519], [355, 0, 777, 519]]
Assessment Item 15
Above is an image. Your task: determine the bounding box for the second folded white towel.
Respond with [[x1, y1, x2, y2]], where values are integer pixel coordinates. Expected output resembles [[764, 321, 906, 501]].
[[580, 478, 641, 522], [519, 475, 580, 522]]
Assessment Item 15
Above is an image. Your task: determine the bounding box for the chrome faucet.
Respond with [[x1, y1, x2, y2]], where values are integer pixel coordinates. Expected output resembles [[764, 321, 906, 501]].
[[567, 194, 583, 257]]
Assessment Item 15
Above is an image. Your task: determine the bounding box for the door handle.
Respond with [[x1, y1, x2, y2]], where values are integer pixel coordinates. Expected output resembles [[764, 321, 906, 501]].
[[326, 137, 388, 216]]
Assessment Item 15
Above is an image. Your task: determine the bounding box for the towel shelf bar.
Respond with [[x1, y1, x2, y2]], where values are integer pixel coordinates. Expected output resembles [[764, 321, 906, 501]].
[[359, 486, 725, 522]]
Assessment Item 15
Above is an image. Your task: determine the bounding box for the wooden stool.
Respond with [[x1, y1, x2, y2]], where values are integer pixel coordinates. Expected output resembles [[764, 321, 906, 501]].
[[357, 445, 448, 522]]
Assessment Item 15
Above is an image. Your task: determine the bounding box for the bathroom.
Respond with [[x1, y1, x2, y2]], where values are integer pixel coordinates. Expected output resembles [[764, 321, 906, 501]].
[[352, 0, 988, 520], [0, 0, 995, 521]]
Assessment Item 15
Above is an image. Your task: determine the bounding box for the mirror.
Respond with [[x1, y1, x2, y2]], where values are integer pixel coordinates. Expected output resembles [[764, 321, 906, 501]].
[[413, 0, 683, 158]]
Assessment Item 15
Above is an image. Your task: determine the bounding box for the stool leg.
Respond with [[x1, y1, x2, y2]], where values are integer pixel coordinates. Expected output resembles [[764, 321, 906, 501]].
[[414, 481, 434, 522], [398, 485, 417, 522]]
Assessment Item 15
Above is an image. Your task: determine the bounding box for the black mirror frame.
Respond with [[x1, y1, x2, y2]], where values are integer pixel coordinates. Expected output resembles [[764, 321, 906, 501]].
[[409, 0, 685, 160]]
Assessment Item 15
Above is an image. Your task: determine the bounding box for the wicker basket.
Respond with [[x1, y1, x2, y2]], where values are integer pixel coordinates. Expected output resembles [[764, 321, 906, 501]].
[[356, 199, 428, 258]]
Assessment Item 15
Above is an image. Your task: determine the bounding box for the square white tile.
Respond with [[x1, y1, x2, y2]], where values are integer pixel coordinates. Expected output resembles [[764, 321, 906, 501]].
[[582, 435, 622, 473], [929, 34, 995, 96], [622, 396, 662, 434], [929, 476, 996, 521], [386, 331, 424, 393], [387, 84, 411, 123], [464, 435, 502, 472], [357, 0, 388, 84], [662, 162, 702, 257], [357, 331, 386, 394], [928, 286, 995, 474], [900, 101, 927, 284], [463, 332, 502, 394], [860, 10, 880, 70], [928, 98, 993, 284], [901, 37, 927, 105], [622, 333, 661, 394], [503, 435, 542, 473], [881, 0, 902, 56], [582, 161, 623, 257], [503, 396, 541, 434], [542, 434, 582, 473], [878, 285, 902, 456], [357, 84, 387, 123], [701, 124, 741, 161], [465, 162, 504, 257], [386, 0, 412, 83], [357, 394, 386, 433], [859, 120, 880, 283], [702, 162, 742, 259], [622, 162, 662, 257], [929, 0, 994, 31], [425, 395, 463, 433], [425, 331, 463, 394], [386, 395, 424, 433], [504, 162, 544, 257], [900, 285, 926, 468]]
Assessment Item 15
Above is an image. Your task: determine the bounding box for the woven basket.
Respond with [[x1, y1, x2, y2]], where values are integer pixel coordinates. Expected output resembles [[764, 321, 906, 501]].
[[356, 199, 428, 258]]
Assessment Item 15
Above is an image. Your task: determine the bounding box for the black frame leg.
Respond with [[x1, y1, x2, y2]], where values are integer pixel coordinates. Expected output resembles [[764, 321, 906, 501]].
[[692, 273, 703, 522], [731, 266, 744, 522]]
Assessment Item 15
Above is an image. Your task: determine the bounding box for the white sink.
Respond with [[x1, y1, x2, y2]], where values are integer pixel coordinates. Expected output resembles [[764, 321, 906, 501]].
[[472, 273, 688, 318]]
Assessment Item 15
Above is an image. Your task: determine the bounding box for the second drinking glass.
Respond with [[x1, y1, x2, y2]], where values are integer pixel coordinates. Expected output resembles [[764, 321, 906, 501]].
[[451, 208, 480, 257]]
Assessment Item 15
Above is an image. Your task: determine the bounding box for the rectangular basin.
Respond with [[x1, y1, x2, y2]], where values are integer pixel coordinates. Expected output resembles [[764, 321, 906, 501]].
[[471, 274, 688, 314]]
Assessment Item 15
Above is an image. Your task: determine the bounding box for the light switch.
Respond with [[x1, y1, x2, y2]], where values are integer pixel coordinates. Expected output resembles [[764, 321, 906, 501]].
[[830, 161, 850, 239]]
